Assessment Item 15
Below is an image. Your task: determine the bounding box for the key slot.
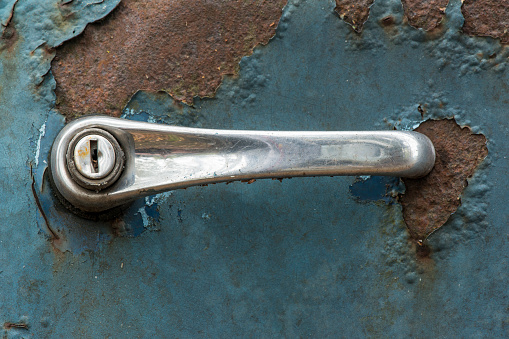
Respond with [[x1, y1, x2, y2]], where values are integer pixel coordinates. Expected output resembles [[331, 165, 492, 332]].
[[90, 139, 99, 173]]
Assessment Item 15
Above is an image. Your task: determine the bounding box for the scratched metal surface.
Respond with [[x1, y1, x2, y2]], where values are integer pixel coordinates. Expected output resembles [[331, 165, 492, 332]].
[[1, 0, 508, 337]]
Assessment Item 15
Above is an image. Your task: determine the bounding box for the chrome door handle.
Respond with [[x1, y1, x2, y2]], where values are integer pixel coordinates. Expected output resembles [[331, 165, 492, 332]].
[[50, 116, 435, 213]]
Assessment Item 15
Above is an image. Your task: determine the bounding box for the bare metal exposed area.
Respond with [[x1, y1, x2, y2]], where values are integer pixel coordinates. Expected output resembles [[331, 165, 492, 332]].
[[338, 0, 509, 42], [401, 0, 448, 31], [400, 119, 488, 243], [334, 0, 375, 33], [52, 0, 287, 120], [462, 0, 509, 44]]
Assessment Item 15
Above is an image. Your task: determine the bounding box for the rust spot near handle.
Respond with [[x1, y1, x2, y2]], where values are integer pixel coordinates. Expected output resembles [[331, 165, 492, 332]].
[[52, 0, 287, 120], [400, 119, 488, 242], [334, 0, 375, 33], [462, 0, 509, 44], [401, 0, 449, 31]]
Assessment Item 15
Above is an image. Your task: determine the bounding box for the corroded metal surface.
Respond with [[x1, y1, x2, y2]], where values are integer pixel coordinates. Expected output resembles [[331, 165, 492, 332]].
[[401, 0, 448, 31], [334, 0, 375, 33], [3, 0, 509, 337], [400, 119, 488, 242], [52, 0, 287, 119], [462, 0, 509, 44]]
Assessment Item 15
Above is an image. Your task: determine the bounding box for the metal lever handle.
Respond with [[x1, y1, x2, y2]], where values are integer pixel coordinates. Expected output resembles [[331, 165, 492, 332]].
[[50, 116, 435, 213]]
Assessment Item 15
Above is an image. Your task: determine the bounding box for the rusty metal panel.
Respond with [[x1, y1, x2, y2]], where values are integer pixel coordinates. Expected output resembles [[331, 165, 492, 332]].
[[1, 0, 508, 337], [52, 0, 287, 118]]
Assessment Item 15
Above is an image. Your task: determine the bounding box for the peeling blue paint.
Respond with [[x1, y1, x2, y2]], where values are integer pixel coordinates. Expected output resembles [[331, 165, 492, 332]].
[[349, 176, 403, 204], [122, 90, 203, 127]]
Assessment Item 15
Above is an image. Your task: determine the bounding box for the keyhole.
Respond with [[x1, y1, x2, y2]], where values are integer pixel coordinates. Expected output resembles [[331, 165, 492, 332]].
[[90, 139, 99, 173]]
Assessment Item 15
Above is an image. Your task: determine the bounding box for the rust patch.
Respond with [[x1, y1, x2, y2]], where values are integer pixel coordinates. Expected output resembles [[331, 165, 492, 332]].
[[241, 179, 256, 184], [400, 119, 488, 242], [462, 0, 509, 44], [52, 0, 287, 120], [401, 0, 448, 31], [380, 16, 395, 27], [334, 0, 375, 33]]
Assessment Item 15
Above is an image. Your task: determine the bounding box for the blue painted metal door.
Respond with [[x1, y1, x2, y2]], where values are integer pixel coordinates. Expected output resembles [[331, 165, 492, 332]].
[[1, 0, 507, 337]]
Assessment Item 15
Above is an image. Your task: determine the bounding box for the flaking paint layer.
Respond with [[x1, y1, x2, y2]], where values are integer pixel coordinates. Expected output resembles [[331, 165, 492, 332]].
[[338, 0, 509, 41], [52, 0, 287, 120], [400, 119, 488, 242], [334, 0, 375, 33]]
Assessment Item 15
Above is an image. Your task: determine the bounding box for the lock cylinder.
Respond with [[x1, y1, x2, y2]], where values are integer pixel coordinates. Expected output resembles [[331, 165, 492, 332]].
[[65, 128, 125, 191]]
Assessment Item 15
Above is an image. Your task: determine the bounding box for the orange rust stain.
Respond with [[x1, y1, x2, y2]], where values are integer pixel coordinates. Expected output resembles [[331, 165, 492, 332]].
[[76, 147, 89, 158]]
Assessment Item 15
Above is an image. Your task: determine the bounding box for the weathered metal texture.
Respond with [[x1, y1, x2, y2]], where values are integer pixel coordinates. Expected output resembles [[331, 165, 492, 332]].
[[400, 119, 488, 242], [52, 0, 287, 119], [462, 0, 509, 44], [2, 0, 509, 337], [334, 0, 375, 32], [401, 0, 448, 31], [338, 0, 509, 36]]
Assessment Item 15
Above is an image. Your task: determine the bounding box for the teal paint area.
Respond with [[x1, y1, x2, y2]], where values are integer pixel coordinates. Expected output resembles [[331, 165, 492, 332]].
[[1, 0, 508, 337]]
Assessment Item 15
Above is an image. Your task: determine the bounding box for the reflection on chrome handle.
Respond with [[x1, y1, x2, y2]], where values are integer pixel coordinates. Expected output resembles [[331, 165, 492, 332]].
[[50, 116, 435, 212]]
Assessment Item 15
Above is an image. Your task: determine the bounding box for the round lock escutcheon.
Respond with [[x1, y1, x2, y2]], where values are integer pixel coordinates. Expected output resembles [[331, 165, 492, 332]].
[[66, 128, 125, 191]]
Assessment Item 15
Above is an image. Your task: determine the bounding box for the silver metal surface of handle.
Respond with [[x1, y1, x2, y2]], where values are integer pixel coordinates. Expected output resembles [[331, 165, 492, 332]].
[[50, 116, 435, 212]]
